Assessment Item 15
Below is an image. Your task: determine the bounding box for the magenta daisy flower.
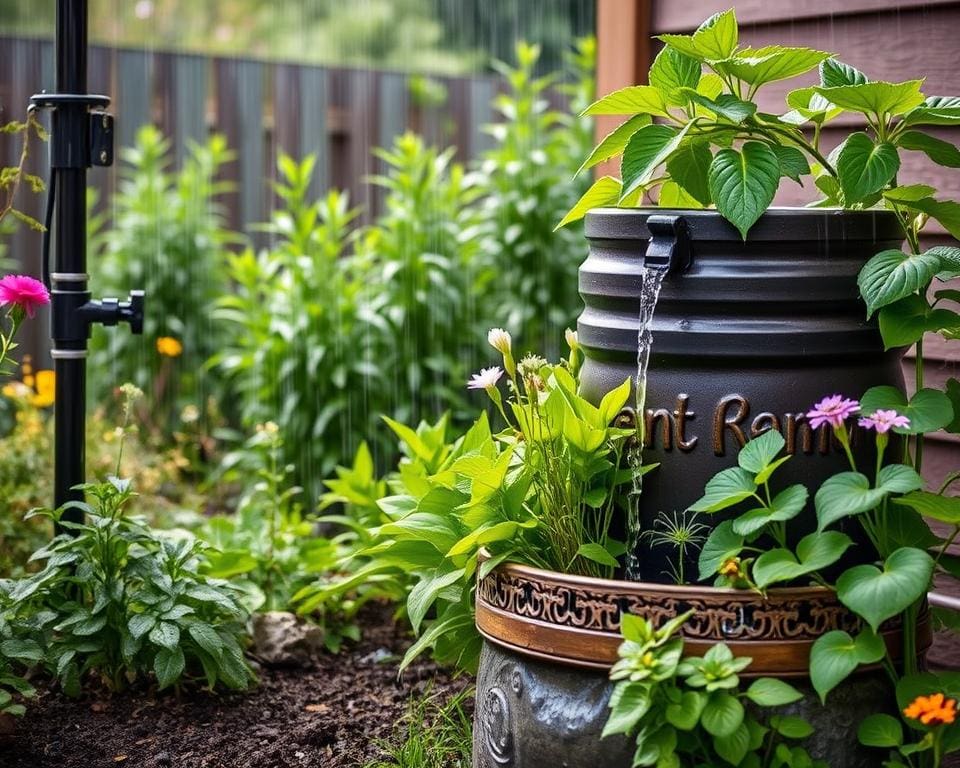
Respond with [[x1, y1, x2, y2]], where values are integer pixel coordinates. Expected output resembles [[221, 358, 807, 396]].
[[807, 394, 860, 430], [858, 409, 911, 434], [0, 275, 49, 319]]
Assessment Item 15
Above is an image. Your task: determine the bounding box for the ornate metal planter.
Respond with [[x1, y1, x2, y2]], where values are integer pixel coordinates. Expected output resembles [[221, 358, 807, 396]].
[[578, 208, 906, 580], [473, 557, 931, 768]]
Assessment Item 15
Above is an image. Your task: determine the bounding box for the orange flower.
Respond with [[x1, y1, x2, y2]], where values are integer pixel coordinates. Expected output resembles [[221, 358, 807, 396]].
[[156, 337, 183, 358], [904, 693, 957, 726]]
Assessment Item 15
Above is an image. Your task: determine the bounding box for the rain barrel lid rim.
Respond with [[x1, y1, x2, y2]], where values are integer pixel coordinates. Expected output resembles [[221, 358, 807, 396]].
[[584, 206, 904, 241]]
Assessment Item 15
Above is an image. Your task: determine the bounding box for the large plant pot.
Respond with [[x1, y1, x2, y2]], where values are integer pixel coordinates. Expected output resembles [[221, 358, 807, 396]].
[[472, 559, 931, 768], [578, 208, 905, 580]]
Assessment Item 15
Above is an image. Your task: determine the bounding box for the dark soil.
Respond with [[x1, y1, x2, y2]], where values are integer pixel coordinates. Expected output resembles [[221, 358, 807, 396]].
[[0, 604, 470, 768]]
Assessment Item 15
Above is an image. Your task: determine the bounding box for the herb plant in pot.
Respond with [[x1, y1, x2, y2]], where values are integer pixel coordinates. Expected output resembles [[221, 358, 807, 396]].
[[473, 9, 960, 768]]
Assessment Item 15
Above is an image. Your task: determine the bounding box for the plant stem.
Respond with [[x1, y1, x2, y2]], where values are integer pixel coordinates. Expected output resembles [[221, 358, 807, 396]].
[[937, 471, 960, 495], [915, 336, 925, 475]]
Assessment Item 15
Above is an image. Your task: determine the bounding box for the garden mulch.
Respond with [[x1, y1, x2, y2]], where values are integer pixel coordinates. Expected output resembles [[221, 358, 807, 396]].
[[0, 603, 470, 768]]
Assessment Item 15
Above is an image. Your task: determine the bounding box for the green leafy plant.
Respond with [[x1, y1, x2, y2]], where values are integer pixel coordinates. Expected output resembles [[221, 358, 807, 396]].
[[90, 125, 237, 433], [0, 475, 254, 696], [605, 612, 824, 768], [0, 109, 47, 233], [299, 329, 645, 672]]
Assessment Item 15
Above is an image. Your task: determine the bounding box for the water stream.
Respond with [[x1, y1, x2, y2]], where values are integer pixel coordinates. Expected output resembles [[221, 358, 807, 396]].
[[624, 263, 669, 582]]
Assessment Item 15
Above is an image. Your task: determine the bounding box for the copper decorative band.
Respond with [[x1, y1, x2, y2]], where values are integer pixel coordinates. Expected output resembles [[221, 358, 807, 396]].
[[475, 557, 931, 676]]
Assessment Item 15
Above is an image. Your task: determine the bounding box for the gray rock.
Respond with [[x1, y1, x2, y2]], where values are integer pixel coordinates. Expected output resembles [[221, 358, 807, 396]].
[[250, 611, 325, 666]]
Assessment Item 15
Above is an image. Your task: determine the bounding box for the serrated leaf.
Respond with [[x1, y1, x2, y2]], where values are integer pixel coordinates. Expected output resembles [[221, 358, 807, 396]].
[[898, 130, 960, 168], [774, 145, 810, 182], [857, 248, 941, 317], [679, 89, 756, 122], [153, 646, 186, 690], [657, 10, 738, 62], [188, 623, 224, 658], [717, 46, 832, 88], [814, 80, 925, 118], [582, 85, 671, 117], [555, 176, 622, 229], [649, 47, 701, 104], [577, 115, 651, 175], [903, 95, 960, 127], [148, 621, 181, 651], [836, 133, 899, 205], [820, 59, 868, 88], [708, 141, 780, 239], [620, 123, 690, 201], [128, 613, 157, 640]]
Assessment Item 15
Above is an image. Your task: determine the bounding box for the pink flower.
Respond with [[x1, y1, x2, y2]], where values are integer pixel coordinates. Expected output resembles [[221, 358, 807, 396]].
[[858, 409, 911, 434], [807, 394, 860, 430], [467, 367, 503, 391], [0, 275, 49, 319]]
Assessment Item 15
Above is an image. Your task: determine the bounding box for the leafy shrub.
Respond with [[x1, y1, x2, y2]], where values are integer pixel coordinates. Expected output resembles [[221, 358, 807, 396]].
[[89, 125, 237, 431], [1, 478, 254, 695]]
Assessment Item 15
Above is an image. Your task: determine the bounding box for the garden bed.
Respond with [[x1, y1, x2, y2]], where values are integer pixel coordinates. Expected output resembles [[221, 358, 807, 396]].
[[0, 604, 470, 768]]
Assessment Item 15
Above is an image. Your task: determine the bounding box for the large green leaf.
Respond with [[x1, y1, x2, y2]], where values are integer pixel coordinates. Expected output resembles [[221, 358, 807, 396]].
[[716, 46, 832, 88], [903, 96, 960, 127], [858, 714, 904, 748], [689, 467, 757, 512], [577, 115, 651, 175], [898, 130, 960, 168], [836, 133, 899, 205], [665, 141, 713, 205], [701, 691, 745, 737], [810, 629, 886, 703], [837, 547, 935, 632], [154, 646, 186, 690], [879, 294, 960, 349], [708, 141, 780, 239], [815, 472, 886, 531], [820, 59, 868, 88], [555, 176, 622, 229], [932, 245, 960, 280], [621, 123, 688, 200], [899, 197, 960, 239], [657, 10, 738, 62], [737, 429, 785, 475], [752, 531, 852, 589], [774, 145, 811, 182], [895, 491, 960, 525], [857, 248, 942, 317], [860, 385, 955, 434], [649, 47, 701, 104], [814, 80, 925, 118], [582, 85, 671, 117]]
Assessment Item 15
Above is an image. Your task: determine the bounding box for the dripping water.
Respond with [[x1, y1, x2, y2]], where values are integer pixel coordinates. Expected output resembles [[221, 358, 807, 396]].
[[625, 263, 669, 581]]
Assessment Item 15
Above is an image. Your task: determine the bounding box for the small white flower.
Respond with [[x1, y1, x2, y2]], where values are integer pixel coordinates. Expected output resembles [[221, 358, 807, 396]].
[[487, 327, 512, 356], [467, 367, 504, 391], [519, 354, 547, 375], [565, 327, 579, 351]]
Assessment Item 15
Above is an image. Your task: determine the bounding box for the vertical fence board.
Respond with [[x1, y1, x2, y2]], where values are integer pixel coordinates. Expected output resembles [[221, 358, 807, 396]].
[[117, 49, 154, 150], [297, 66, 328, 197], [215, 57, 264, 240], [173, 54, 208, 167], [344, 68, 377, 222], [468, 78, 495, 157]]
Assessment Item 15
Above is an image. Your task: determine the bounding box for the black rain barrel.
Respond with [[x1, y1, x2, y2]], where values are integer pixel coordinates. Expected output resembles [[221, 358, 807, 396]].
[[577, 207, 906, 583]]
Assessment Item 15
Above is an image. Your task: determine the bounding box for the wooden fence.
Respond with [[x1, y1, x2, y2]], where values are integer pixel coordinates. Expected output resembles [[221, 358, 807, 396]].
[[0, 35, 505, 244]]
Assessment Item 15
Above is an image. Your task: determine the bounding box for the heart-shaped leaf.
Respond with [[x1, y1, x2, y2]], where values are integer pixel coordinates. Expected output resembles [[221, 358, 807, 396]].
[[752, 531, 851, 588], [860, 386, 955, 434], [837, 547, 935, 632], [858, 248, 943, 317], [837, 133, 900, 205], [879, 294, 960, 349], [708, 141, 780, 239], [810, 629, 886, 703], [737, 429, 785, 475], [815, 472, 886, 531]]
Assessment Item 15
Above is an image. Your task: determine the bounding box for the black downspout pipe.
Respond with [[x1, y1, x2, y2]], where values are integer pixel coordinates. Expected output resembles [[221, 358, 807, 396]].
[[33, 0, 143, 524], [51, 0, 89, 522]]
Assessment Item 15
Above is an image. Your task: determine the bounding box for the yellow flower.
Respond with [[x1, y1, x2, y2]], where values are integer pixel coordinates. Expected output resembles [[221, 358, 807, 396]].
[[719, 557, 742, 578], [156, 337, 183, 357], [2, 381, 30, 400], [30, 370, 55, 408]]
